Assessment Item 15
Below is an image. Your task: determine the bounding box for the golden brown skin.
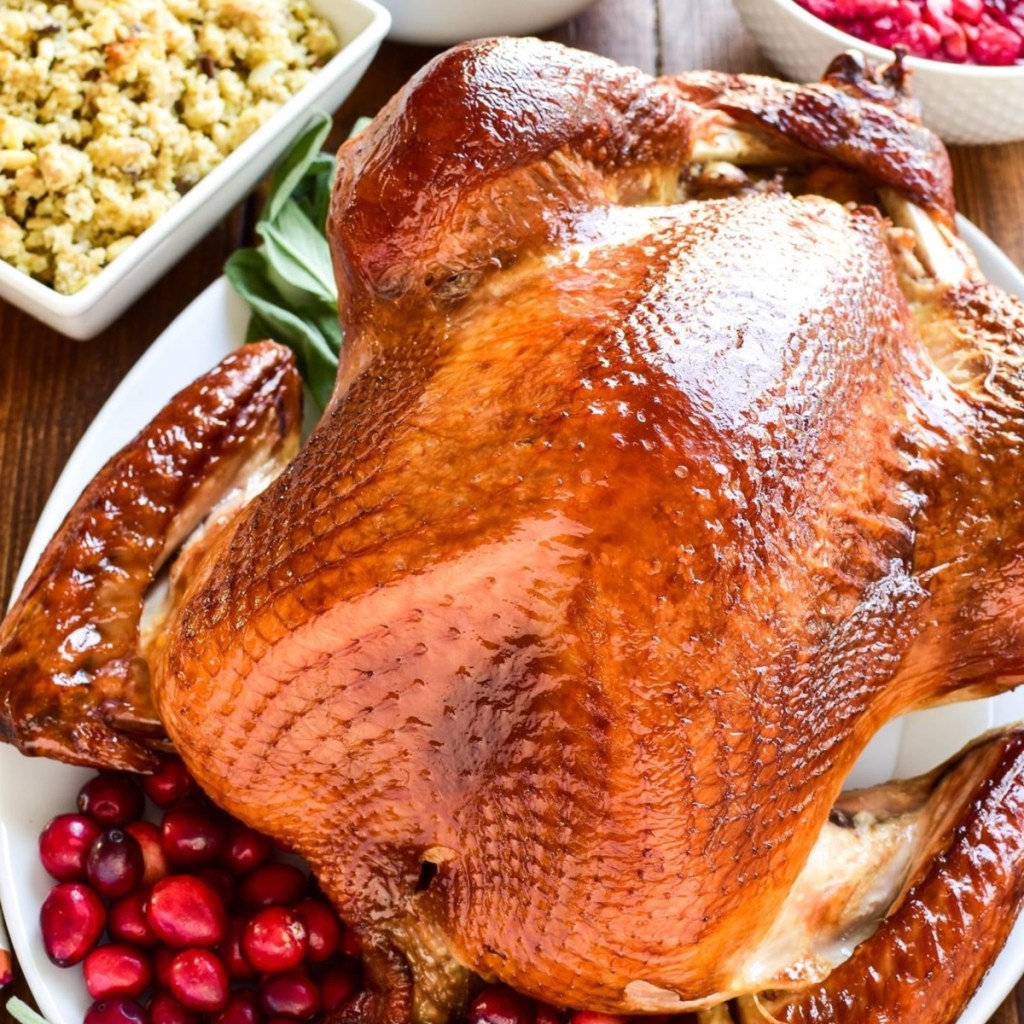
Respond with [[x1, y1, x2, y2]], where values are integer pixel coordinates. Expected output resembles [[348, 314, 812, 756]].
[[738, 728, 1024, 1024], [149, 39, 1024, 1023], [2, 39, 1024, 1024], [0, 342, 301, 771]]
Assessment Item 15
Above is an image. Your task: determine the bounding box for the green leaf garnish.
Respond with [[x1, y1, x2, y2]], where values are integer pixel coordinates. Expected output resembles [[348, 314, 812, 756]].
[[6, 997, 53, 1024], [226, 111, 374, 410]]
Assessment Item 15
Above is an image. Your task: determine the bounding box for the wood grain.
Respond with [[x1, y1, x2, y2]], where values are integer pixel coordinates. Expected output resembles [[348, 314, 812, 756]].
[[1, 1, 1023, 1021]]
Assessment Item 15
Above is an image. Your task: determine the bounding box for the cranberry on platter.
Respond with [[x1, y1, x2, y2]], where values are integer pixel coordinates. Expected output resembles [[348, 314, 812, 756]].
[[40, 882, 106, 966], [142, 757, 196, 807], [83, 943, 153, 1000], [161, 801, 228, 868], [259, 969, 321, 1022], [83, 999, 148, 1024], [166, 948, 231, 1014], [242, 906, 308, 973], [149, 992, 201, 1024], [39, 813, 102, 882], [78, 775, 145, 827], [86, 829, 145, 899], [147, 874, 227, 947], [238, 863, 307, 910]]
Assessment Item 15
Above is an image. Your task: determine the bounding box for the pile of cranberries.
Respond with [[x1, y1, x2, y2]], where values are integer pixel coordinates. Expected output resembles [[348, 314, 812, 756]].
[[796, 0, 1024, 65], [37, 759, 362, 1024], [37, 759, 667, 1024]]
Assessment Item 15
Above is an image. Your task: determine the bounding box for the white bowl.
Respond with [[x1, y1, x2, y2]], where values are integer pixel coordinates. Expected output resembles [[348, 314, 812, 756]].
[[377, 0, 597, 45], [732, 0, 1024, 145], [0, 0, 391, 340]]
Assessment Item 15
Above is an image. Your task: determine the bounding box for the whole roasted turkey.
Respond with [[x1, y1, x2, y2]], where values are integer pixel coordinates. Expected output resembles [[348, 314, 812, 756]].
[[5, 37, 1024, 1024]]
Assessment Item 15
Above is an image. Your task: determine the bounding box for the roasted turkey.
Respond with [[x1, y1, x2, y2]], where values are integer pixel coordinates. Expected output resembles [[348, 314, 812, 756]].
[[4, 37, 1024, 1024]]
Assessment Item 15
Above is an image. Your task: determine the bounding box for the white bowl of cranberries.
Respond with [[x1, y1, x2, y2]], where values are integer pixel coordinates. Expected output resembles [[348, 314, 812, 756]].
[[733, 0, 1024, 144]]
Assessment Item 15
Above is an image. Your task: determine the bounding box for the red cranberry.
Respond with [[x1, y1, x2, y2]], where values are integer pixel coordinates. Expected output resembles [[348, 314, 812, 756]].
[[143, 758, 196, 807], [87, 829, 145, 899], [259, 970, 321, 1022], [147, 875, 227, 947], [220, 823, 273, 876], [78, 775, 144, 827], [161, 801, 227, 868], [125, 821, 170, 886], [40, 881, 106, 966], [535, 1006, 561, 1024], [293, 899, 340, 964], [319, 959, 360, 1013], [109, 890, 158, 946], [84, 999, 149, 1024], [39, 813, 102, 881], [339, 925, 361, 958], [469, 987, 536, 1024], [568, 1015, 627, 1024], [83, 944, 153, 1000], [167, 948, 230, 1014], [222, 917, 257, 981], [148, 992, 201, 1024], [198, 866, 237, 909], [212, 990, 262, 1024], [154, 946, 177, 990], [242, 906, 308, 972], [238, 864, 306, 909]]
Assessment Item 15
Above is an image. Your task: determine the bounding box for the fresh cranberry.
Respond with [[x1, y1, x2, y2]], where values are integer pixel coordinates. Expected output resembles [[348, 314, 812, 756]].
[[198, 866, 237, 909], [319, 959, 360, 1013], [220, 822, 273, 876], [167, 948, 230, 1014], [148, 992, 201, 1024], [292, 899, 340, 963], [339, 925, 361, 957], [153, 946, 177, 990], [222, 917, 257, 981], [39, 813, 102, 881], [87, 829, 145, 899], [161, 801, 227, 868], [259, 970, 321, 1022], [109, 890, 158, 946], [83, 944, 153, 1000], [84, 999, 149, 1024], [143, 758, 196, 807], [796, 0, 1024, 64], [213, 990, 262, 1024], [147, 875, 227, 947], [469, 987, 536, 1024], [568, 1015, 627, 1024], [125, 821, 170, 886], [242, 906, 308, 972], [78, 775, 145, 827], [238, 863, 306, 909], [40, 881, 106, 966], [534, 1006, 562, 1024]]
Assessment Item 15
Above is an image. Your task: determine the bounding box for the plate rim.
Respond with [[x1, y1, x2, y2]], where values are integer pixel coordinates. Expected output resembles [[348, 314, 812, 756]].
[[4, 216, 1024, 1023]]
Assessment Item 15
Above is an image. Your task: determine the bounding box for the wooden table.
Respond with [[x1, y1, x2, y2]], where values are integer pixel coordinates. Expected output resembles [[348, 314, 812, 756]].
[[2, 0, 1023, 1021]]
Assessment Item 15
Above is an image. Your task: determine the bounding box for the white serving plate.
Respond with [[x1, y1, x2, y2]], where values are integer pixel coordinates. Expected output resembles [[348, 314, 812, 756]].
[[0, 0, 390, 340], [2, 218, 1024, 1023]]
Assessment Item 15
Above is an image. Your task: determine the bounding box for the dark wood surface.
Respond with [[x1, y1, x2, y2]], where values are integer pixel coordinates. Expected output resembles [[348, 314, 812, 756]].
[[2, 0, 1023, 1020]]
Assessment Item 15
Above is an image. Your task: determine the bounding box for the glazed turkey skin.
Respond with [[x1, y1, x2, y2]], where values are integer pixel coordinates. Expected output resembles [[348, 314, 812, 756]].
[[153, 37, 1024, 1020], [6, 36, 1024, 1024]]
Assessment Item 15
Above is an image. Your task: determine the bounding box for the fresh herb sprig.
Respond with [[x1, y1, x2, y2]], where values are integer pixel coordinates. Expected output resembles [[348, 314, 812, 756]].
[[226, 112, 370, 409]]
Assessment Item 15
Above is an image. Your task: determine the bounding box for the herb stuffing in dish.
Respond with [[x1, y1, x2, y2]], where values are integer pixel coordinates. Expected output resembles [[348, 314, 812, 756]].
[[0, 0, 338, 295]]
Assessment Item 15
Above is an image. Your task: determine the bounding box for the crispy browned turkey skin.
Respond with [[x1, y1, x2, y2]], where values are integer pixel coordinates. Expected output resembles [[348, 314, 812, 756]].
[[5, 38, 1024, 1024]]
